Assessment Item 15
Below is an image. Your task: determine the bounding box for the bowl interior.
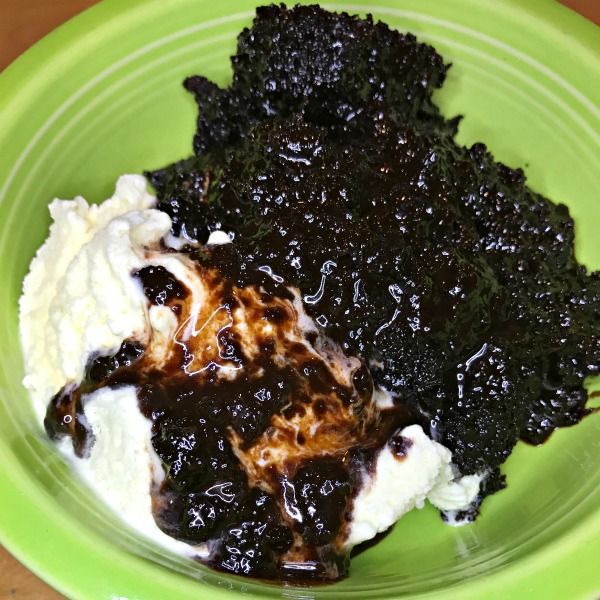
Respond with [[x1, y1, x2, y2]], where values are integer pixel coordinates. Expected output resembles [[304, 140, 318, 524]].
[[0, 1, 599, 599]]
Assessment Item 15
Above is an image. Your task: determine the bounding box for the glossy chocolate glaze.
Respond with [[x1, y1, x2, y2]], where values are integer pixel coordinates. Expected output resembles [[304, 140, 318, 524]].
[[133, 261, 418, 581], [47, 255, 419, 581], [150, 116, 599, 477], [149, 4, 599, 472], [45, 3, 600, 584]]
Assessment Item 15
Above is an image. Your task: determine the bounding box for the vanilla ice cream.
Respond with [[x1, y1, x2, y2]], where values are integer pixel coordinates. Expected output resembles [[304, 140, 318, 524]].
[[19, 175, 481, 575], [20, 175, 167, 416]]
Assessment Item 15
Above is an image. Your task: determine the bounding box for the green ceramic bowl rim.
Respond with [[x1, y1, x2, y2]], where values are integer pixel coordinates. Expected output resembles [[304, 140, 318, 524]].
[[0, 1, 598, 599]]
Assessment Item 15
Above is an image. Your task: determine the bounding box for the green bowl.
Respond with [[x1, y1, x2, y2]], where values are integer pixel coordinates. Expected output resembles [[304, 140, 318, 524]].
[[0, 0, 599, 598]]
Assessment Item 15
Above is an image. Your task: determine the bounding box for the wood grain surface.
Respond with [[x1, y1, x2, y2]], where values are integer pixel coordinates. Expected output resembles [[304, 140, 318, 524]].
[[0, 0, 598, 598]]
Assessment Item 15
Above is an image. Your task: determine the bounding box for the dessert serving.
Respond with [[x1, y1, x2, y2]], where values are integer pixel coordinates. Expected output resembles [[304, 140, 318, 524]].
[[18, 4, 600, 584]]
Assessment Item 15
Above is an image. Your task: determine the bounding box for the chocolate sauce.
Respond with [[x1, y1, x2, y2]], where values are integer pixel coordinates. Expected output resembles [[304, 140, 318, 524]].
[[45, 4, 600, 585], [148, 4, 599, 479], [46, 256, 417, 581], [389, 435, 413, 460], [45, 341, 145, 457]]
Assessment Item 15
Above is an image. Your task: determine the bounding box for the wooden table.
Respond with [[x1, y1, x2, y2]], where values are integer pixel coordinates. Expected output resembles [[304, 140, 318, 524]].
[[0, 0, 598, 598]]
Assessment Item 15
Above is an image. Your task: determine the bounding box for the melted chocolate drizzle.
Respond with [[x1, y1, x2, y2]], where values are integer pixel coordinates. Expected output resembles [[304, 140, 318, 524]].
[[47, 259, 418, 581]]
